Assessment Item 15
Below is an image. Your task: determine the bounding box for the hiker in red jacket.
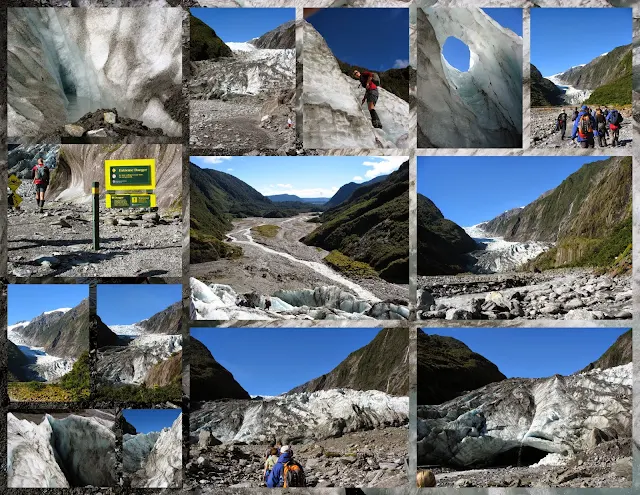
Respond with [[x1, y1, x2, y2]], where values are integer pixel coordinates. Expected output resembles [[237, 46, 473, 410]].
[[353, 70, 382, 129], [31, 158, 50, 213]]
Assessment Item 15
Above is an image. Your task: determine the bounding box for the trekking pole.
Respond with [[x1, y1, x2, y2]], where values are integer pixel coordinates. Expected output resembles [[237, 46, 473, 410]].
[[92, 181, 100, 250]]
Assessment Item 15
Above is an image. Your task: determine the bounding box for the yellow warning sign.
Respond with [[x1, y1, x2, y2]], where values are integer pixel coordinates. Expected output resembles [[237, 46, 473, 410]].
[[11, 193, 23, 207], [8, 174, 22, 191]]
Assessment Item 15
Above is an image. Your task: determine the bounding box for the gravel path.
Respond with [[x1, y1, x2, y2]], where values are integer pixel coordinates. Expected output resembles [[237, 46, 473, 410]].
[[190, 215, 408, 302], [530, 107, 633, 149]]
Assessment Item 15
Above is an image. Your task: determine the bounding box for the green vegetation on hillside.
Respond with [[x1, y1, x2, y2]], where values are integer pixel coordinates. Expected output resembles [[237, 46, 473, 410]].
[[337, 59, 411, 103], [530, 63, 563, 107], [585, 51, 632, 106], [579, 329, 632, 373], [303, 163, 409, 283], [324, 250, 379, 279], [95, 382, 181, 403], [190, 14, 233, 61], [251, 224, 281, 238]]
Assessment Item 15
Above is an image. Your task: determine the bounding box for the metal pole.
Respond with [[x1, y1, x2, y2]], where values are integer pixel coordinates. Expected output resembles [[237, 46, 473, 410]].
[[92, 181, 100, 250]]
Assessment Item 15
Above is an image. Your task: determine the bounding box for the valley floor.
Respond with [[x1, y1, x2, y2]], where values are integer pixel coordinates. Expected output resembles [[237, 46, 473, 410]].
[[190, 98, 295, 154], [418, 268, 631, 321], [191, 214, 409, 303], [187, 427, 408, 489], [530, 107, 633, 149], [8, 195, 182, 278], [422, 439, 631, 488]]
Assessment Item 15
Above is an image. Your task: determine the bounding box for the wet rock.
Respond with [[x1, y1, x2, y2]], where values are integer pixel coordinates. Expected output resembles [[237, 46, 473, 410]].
[[64, 124, 85, 137]]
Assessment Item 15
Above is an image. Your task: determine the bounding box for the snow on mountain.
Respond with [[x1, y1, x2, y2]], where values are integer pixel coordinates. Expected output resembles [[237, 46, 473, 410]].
[[303, 21, 409, 149], [417, 5, 522, 148], [124, 431, 161, 473], [131, 414, 182, 488], [97, 334, 182, 385], [43, 308, 72, 315], [464, 224, 553, 273], [108, 324, 145, 336], [191, 389, 408, 444], [226, 41, 258, 52], [418, 363, 632, 467], [7, 413, 69, 488]]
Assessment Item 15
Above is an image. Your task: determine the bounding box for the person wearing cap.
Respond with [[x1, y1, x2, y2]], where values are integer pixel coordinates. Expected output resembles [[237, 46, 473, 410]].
[[266, 445, 302, 487]]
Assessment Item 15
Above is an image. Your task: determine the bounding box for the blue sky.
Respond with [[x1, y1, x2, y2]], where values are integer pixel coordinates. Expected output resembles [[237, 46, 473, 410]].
[[422, 328, 629, 378], [192, 156, 406, 198], [8, 284, 88, 325], [191, 328, 382, 396], [97, 285, 182, 325], [417, 156, 598, 226], [122, 409, 181, 435], [531, 8, 632, 77], [442, 9, 522, 72], [191, 8, 295, 42], [305, 8, 409, 71]]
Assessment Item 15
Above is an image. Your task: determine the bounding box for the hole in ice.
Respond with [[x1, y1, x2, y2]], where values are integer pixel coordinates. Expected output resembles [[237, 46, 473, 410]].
[[442, 36, 471, 72], [488, 445, 549, 467]]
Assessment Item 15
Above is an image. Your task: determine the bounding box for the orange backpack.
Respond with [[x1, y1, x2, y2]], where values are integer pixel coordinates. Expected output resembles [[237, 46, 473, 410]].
[[283, 460, 306, 487], [578, 114, 592, 138]]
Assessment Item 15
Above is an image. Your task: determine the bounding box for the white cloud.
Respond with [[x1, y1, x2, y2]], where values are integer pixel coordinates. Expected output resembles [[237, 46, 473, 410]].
[[259, 185, 339, 198], [393, 59, 409, 69], [198, 156, 233, 166], [352, 176, 363, 181], [277, 184, 293, 189], [227, 168, 233, 172], [361, 156, 407, 179]]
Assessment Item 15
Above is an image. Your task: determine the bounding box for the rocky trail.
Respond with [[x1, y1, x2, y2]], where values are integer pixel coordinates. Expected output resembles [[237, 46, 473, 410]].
[[187, 427, 408, 489], [530, 107, 633, 149], [190, 214, 409, 320], [8, 186, 182, 277], [418, 269, 631, 320]]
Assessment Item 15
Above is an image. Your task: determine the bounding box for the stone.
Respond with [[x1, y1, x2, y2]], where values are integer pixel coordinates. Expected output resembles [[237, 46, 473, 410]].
[[454, 478, 474, 487], [86, 128, 108, 137], [142, 212, 160, 223], [565, 309, 599, 320], [104, 112, 117, 124], [613, 457, 632, 479], [54, 218, 72, 228], [64, 124, 85, 137], [445, 308, 473, 320], [378, 462, 397, 470], [118, 219, 138, 227], [564, 298, 585, 310], [614, 310, 632, 319], [540, 304, 562, 315], [417, 289, 435, 310]]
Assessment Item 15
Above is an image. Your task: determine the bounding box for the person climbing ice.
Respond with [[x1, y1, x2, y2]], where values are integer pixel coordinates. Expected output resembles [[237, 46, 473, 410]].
[[353, 69, 382, 129]]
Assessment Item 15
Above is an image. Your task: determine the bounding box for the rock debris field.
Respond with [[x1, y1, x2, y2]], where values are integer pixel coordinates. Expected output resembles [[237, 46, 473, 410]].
[[418, 270, 632, 320], [8, 190, 182, 277]]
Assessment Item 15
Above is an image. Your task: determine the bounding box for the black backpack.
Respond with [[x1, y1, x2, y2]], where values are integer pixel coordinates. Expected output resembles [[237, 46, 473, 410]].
[[611, 110, 623, 125], [35, 165, 49, 182]]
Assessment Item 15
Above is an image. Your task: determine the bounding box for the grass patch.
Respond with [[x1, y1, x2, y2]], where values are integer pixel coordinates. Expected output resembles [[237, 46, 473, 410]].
[[251, 224, 281, 238], [324, 452, 341, 458], [191, 228, 242, 263], [324, 250, 379, 279], [95, 381, 181, 403]]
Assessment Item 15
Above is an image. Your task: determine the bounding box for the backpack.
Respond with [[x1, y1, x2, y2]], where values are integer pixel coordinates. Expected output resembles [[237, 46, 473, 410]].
[[370, 72, 381, 86], [283, 460, 306, 487], [610, 110, 623, 125], [578, 114, 592, 137], [35, 165, 49, 182]]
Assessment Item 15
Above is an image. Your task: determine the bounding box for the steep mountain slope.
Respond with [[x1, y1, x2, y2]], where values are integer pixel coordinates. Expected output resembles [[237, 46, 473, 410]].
[[530, 64, 564, 106], [96, 315, 124, 349], [302, 162, 409, 283], [189, 336, 250, 401], [16, 301, 89, 359], [336, 60, 410, 103], [144, 351, 182, 388], [579, 329, 632, 373], [585, 50, 632, 106], [481, 157, 632, 269], [138, 302, 181, 335], [417, 194, 477, 276], [417, 330, 506, 405], [190, 14, 233, 61], [324, 174, 388, 209], [288, 328, 409, 396], [303, 21, 409, 149], [251, 20, 295, 49], [8, 340, 29, 381], [553, 45, 632, 90]]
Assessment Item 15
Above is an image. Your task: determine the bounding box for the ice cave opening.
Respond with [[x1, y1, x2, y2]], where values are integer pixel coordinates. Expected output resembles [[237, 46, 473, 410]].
[[488, 445, 549, 467], [442, 36, 471, 72]]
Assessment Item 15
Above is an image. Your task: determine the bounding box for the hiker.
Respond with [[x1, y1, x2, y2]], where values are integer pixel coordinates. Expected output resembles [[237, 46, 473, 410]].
[[571, 107, 579, 121], [556, 109, 567, 139], [265, 298, 272, 311], [263, 447, 279, 485], [595, 108, 607, 147], [571, 105, 596, 148], [266, 445, 306, 488], [31, 157, 50, 213], [607, 108, 623, 147], [353, 69, 382, 129]]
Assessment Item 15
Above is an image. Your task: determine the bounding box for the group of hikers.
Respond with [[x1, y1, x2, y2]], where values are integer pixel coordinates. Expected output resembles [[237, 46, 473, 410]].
[[263, 443, 306, 488], [555, 105, 624, 148]]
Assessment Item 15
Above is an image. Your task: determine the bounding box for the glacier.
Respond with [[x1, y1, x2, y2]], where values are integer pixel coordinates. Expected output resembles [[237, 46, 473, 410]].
[[8, 8, 182, 138], [124, 431, 161, 473], [303, 21, 409, 149], [464, 224, 553, 273], [417, 5, 522, 147], [547, 75, 593, 105], [130, 413, 182, 488], [191, 389, 408, 445], [8, 412, 117, 488]]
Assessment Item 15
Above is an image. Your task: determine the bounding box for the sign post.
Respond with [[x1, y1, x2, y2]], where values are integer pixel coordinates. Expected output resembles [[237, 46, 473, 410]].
[[92, 182, 100, 250]]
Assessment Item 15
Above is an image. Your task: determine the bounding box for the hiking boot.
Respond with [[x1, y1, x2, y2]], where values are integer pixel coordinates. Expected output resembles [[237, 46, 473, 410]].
[[39, 208, 43, 213], [373, 120, 383, 129]]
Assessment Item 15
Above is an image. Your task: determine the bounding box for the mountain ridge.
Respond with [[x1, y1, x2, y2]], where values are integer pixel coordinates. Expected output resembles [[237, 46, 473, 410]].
[[324, 174, 389, 209]]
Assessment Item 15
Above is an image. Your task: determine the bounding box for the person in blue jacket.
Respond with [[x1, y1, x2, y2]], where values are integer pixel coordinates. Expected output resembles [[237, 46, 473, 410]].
[[571, 105, 596, 148], [266, 445, 296, 487]]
